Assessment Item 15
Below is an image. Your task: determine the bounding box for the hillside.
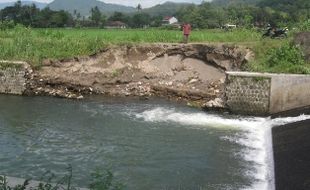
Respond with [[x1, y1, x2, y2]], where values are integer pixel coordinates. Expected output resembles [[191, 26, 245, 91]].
[[259, 0, 310, 11], [0, 1, 47, 9], [48, 0, 136, 17], [211, 0, 261, 6], [142, 2, 192, 16]]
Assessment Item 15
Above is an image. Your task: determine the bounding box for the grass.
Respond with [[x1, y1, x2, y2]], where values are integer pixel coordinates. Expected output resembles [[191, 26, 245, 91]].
[[0, 61, 23, 70], [1, 26, 308, 73]]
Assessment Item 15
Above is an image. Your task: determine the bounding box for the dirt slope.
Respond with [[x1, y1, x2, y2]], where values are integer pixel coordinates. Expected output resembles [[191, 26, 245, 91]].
[[26, 43, 253, 108]]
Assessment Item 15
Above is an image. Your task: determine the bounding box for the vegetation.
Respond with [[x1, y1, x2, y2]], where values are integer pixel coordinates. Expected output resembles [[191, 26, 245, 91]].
[[248, 42, 310, 74], [177, 0, 309, 28], [0, 61, 23, 70], [0, 1, 73, 28], [0, 166, 124, 190], [1, 0, 309, 29]]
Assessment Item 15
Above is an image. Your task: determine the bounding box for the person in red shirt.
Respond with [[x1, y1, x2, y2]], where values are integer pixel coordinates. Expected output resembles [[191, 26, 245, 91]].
[[182, 23, 192, 43]]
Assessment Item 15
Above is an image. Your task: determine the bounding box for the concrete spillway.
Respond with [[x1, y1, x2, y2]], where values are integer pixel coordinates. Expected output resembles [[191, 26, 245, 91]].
[[225, 72, 310, 115]]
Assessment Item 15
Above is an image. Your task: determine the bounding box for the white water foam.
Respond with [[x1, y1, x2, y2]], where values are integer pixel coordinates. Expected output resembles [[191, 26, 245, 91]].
[[135, 107, 310, 190]]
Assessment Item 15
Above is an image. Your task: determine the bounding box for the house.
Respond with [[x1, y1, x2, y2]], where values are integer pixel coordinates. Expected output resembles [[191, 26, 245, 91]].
[[162, 16, 178, 25], [105, 21, 127, 29]]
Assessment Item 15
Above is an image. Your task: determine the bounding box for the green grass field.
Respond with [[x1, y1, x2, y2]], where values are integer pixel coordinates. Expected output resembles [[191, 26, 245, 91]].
[[1, 26, 308, 73]]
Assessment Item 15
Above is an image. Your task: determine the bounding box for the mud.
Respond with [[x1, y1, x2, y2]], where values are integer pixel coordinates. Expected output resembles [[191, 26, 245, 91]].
[[25, 43, 253, 108]]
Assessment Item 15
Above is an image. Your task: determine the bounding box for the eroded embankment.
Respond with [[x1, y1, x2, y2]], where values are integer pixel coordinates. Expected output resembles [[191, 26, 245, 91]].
[[24, 43, 253, 107]]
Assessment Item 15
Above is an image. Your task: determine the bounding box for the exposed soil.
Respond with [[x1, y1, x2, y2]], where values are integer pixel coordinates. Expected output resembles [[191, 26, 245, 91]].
[[25, 43, 253, 108]]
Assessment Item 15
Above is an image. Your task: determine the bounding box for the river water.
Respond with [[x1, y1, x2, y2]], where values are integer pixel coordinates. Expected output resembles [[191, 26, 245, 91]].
[[0, 95, 309, 190]]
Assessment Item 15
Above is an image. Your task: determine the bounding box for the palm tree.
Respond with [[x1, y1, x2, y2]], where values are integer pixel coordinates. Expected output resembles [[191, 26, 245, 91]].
[[137, 4, 142, 11]]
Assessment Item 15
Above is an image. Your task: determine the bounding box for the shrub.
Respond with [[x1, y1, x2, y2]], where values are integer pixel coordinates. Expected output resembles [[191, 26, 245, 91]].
[[0, 21, 15, 30], [89, 170, 124, 190], [265, 42, 309, 74], [0, 166, 124, 190], [298, 19, 310, 31]]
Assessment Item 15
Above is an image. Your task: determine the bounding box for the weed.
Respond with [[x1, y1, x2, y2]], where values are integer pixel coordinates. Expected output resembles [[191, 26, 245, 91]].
[[0, 166, 124, 190]]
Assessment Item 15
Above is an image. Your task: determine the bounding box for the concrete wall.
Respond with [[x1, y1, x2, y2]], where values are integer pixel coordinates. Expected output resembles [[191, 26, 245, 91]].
[[270, 74, 310, 113], [0, 61, 31, 95], [225, 72, 271, 115], [225, 72, 310, 115]]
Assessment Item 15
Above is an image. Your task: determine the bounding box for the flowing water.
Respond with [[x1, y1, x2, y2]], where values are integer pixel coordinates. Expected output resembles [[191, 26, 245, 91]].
[[0, 95, 309, 190]]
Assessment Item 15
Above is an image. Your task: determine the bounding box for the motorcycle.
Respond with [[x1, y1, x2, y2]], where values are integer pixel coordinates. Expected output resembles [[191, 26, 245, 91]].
[[262, 26, 273, 38], [262, 27, 288, 38]]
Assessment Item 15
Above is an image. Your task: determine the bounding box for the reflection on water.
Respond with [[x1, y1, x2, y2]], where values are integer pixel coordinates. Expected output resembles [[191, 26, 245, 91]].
[[0, 95, 309, 190]]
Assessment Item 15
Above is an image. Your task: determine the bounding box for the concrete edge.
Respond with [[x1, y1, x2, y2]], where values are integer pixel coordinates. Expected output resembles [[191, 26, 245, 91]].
[[226, 71, 310, 78]]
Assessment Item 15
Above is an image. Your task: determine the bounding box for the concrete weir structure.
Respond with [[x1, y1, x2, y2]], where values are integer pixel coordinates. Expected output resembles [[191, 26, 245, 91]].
[[225, 71, 310, 115]]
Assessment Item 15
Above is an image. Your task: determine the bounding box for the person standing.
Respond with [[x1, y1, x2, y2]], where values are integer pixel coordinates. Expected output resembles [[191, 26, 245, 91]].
[[182, 23, 192, 44]]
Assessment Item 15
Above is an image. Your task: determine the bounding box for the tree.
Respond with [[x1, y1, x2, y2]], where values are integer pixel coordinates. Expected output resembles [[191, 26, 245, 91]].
[[137, 4, 142, 11], [130, 13, 151, 28], [90, 6, 102, 26], [108, 12, 129, 23], [50, 10, 73, 27]]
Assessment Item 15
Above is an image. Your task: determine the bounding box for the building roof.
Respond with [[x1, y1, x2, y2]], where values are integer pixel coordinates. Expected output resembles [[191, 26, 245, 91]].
[[106, 21, 126, 27], [163, 16, 173, 21]]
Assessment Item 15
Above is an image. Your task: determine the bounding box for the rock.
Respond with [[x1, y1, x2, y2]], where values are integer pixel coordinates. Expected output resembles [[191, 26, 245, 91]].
[[177, 83, 184, 87], [188, 78, 199, 84], [42, 59, 52, 66], [166, 81, 173, 86], [219, 78, 225, 84], [204, 98, 225, 108], [77, 95, 84, 100]]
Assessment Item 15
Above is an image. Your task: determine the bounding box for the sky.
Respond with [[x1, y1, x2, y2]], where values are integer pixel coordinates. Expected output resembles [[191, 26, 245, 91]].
[[0, 0, 206, 8]]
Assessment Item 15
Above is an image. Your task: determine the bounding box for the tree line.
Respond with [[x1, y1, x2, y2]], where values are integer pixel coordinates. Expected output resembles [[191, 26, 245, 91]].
[[0, 0, 309, 29], [176, 0, 309, 28], [0, 1, 162, 28]]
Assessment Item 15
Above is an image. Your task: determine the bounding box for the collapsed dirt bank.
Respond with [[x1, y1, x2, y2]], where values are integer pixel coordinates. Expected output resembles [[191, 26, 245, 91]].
[[25, 43, 253, 108]]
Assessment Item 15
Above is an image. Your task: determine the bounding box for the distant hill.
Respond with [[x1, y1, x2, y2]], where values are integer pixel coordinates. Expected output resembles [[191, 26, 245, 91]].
[[48, 0, 136, 17], [211, 0, 261, 6], [0, 1, 47, 9], [142, 2, 193, 16], [258, 0, 310, 11]]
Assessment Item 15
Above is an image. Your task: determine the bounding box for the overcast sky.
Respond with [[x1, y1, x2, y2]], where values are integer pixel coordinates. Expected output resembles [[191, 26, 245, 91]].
[[0, 0, 206, 8]]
